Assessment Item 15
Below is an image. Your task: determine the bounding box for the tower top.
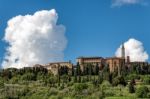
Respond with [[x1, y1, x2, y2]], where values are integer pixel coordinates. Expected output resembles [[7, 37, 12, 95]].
[[122, 43, 124, 48], [121, 43, 125, 58]]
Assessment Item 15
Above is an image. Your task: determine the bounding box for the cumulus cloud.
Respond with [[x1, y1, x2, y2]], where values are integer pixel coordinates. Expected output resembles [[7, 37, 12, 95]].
[[115, 38, 149, 62], [2, 9, 67, 68], [112, 0, 147, 7]]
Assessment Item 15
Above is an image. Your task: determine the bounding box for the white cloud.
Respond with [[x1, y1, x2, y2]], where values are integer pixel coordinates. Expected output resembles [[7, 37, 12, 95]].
[[112, 0, 147, 7], [2, 9, 67, 68], [115, 38, 149, 62]]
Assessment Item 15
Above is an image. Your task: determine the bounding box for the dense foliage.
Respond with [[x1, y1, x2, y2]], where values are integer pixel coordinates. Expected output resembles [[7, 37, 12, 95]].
[[0, 64, 149, 99]]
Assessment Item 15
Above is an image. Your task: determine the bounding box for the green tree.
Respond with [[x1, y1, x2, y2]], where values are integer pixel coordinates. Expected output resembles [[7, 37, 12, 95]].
[[74, 68, 77, 83], [128, 79, 135, 93], [143, 75, 150, 85], [21, 72, 36, 81], [0, 78, 4, 89], [71, 65, 74, 76], [136, 86, 149, 98], [112, 76, 127, 86], [94, 63, 99, 75], [61, 74, 68, 83], [57, 65, 60, 86], [76, 62, 82, 83], [1, 69, 12, 80], [73, 83, 88, 92], [88, 64, 92, 81], [76, 62, 81, 76], [98, 71, 103, 84], [78, 75, 81, 83]]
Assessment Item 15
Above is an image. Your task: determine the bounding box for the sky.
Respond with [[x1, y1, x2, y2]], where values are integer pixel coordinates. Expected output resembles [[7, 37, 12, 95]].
[[0, 0, 150, 68]]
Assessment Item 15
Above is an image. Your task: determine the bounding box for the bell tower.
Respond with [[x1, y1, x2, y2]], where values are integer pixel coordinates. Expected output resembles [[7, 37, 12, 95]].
[[121, 43, 125, 59]]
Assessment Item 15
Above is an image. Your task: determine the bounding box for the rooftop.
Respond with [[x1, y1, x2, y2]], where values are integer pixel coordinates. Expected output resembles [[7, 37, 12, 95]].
[[105, 57, 125, 60], [77, 56, 103, 59]]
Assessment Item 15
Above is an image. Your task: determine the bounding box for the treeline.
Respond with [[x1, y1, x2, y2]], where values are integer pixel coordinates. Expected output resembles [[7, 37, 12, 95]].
[[0, 66, 48, 81], [0, 63, 150, 85], [0, 63, 150, 99]]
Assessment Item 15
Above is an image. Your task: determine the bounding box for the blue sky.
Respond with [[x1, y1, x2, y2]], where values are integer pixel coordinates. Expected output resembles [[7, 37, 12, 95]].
[[0, 0, 150, 66]]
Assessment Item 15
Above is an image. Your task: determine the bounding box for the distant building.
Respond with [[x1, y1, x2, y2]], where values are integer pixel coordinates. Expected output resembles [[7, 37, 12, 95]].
[[105, 57, 125, 75], [105, 44, 126, 75], [43, 61, 73, 75], [33, 43, 149, 75], [76, 56, 105, 71]]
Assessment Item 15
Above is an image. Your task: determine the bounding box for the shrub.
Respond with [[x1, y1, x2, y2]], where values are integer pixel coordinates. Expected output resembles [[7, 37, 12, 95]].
[[36, 73, 45, 81], [44, 76, 57, 86], [104, 89, 115, 97], [48, 88, 58, 96], [101, 80, 111, 89], [147, 93, 150, 98], [98, 72, 103, 84], [128, 82, 135, 93], [81, 77, 87, 83], [59, 83, 65, 90], [112, 76, 127, 86], [21, 73, 36, 81], [0, 78, 4, 89], [73, 83, 88, 92], [143, 76, 150, 85], [67, 82, 73, 87], [127, 74, 140, 80], [18, 86, 29, 96], [136, 86, 149, 98], [10, 76, 20, 84]]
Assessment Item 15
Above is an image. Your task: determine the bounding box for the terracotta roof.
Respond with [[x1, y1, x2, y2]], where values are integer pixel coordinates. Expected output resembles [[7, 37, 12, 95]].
[[45, 61, 72, 64], [130, 62, 148, 63], [105, 57, 125, 60], [77, 56, 103, 59]]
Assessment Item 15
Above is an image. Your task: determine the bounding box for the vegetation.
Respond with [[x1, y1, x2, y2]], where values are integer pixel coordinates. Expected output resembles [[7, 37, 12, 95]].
[[0, 63, 150, 99], [136, 86, 150, 98]]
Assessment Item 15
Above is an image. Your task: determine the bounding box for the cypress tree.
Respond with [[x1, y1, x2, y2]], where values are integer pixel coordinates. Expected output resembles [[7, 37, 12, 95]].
[[57, 65, 60, 86], [98, 71, 103, 84], [71, 66, 74, 76], [129, 79, 135, 93], [74, 68, 77, 83], [95, 63, 99, 75], [88, 64, 92, 81], [76, 62, 81, 76]]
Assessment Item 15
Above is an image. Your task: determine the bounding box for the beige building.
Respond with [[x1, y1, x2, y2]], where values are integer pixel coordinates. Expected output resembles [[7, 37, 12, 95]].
[[33, 43, 149, 76], [104, 44, 126, 73], [105, 57, 125, 73], [44, 61, 73, 75], [77, 56, 105, 71]]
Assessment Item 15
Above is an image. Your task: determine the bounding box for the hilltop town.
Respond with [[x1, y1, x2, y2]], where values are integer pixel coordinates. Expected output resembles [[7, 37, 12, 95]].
[[39, 44, 149, 76], [0, 44, 150, 99]]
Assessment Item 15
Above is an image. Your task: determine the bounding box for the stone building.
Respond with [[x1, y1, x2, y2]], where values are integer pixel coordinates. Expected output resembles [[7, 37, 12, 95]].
[[44, 61, 73, 75], [105, 57, 125, 74], [76, 56, 105, 71], [33, 43, 149, 75], [105, 44, 125, 74]]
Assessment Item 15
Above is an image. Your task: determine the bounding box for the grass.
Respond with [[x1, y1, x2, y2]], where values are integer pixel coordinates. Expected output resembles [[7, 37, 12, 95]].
[[105, 96, 136, 99]]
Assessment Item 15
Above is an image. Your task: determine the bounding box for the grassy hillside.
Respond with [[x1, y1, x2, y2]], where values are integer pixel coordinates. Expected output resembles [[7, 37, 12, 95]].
[[0, 66, 150, 99]]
